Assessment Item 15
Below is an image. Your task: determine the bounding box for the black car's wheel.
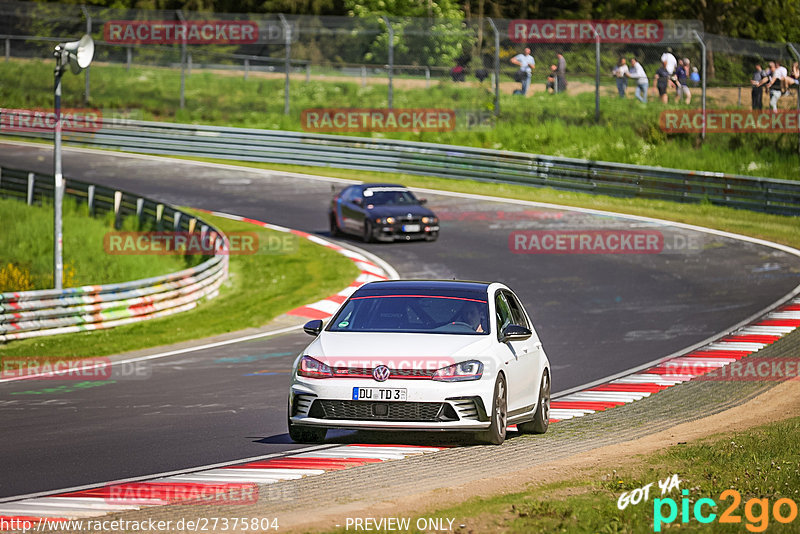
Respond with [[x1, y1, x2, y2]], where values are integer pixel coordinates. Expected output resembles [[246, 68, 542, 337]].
[[518, 371, 550, 434], [477, 375, 507, 445], [329, 212, 342, 237], [363, 220, 374, 243], [287, 418, 327, 443], [424, 232, 438, 242]]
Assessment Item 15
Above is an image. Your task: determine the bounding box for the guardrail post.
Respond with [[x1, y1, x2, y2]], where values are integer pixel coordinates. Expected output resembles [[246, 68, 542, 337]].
[[244, 58, 249, 80], [487, 18, 500, 116], [173, 211, 182, 231], [156, 203, 164, 229], [188, 217, 197, 233], [787, 44, 800, 155], [87, 184, 95, 216], [383, 16, 394, 109], [136, 197, 144, 222], [5, 38, 9, 62], [113, 190, 122, 228], [425, 66, 430, 88], [126, 46, 132, 71], [278, 13, 291, 115], [27, 172, 34, 205], [361, 65, 367, 87], [177, 10, 187, 110], [81, 5, 91, 105], [693, 30, 707, 140]]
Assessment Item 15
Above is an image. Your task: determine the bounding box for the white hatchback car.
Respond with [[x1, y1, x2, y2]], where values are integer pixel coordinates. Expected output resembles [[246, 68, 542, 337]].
[[288, 280, 551, 445]]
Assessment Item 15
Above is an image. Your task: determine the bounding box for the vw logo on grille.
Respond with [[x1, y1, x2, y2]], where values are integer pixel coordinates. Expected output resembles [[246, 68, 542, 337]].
[[372, 365, 390, 382]]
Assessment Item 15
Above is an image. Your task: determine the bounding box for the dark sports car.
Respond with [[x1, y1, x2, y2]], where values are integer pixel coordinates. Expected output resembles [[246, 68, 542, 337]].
[[329, 183, 440, 242]]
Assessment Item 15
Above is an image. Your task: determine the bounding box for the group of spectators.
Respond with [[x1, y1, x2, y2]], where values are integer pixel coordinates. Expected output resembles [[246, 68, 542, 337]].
[[510, 47, 567, 95], [612, 47, 699, 104], [751, 61, 800, 111]]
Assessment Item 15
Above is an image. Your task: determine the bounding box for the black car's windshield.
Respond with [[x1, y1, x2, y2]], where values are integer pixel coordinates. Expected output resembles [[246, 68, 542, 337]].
[[328, 295, 489, 335], [363, 188, 418, 205]]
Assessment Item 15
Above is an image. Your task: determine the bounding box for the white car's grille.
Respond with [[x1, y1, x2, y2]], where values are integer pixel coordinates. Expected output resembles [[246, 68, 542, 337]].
[[310, 400, 456, 422], [331, 367, 435, 379]]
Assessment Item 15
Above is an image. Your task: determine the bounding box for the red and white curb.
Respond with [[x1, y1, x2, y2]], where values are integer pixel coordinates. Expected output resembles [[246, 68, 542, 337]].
[[549, 297, 800, 421], [0, 445, 445, 524], [196, 210, 393, 321]]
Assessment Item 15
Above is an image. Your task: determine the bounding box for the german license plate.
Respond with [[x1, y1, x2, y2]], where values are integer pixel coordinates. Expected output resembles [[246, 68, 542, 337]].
[[402, 224, 420, 233], [352, 387, 407, 401]]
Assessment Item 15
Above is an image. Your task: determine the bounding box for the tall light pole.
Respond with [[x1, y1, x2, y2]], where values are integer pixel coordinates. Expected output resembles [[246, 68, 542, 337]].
[[53, 34, 94, 290]]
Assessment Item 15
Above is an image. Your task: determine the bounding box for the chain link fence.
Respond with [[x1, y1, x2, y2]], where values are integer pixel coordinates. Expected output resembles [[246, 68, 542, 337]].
[[1, 2, 799, 125]]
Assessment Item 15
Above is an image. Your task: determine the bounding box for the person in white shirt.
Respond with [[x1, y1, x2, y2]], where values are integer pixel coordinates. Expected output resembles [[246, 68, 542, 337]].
[[511, 47, 536, 96], [612, 57, 629, 98], [627, 57, 649, 103], [661, 47, 678, 75], [766, 60, 788, 111]]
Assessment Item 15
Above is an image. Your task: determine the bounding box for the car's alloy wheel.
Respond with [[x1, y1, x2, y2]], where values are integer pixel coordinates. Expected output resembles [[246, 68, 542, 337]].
[[287, 417, 327, 443], [519, 372, 550, 434], [329, 213, 341, 237], [477, 375, 507, 445], [363, 220, 374, 243]]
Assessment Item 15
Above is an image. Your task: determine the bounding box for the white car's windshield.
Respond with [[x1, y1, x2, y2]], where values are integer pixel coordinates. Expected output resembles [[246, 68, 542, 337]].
[[328, 294, 489, 335]]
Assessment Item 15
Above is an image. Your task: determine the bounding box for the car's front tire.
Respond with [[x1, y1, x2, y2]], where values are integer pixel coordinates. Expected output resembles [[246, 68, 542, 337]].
[[477, 375, 507, 445], [363, 220, 374, 243], [518, 371, 550, 434], [287, 418, 327, 443]]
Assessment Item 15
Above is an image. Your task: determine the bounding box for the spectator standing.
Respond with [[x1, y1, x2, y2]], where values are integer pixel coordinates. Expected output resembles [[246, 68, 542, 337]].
[[751, 63, 765, 110], [545, 64, 557, 93], [766, 60, 787, 111], [612, 57, 629, 98], [627, 57, 648, 103], [781, 61, 799, 93], [661, 47, 678, 75], [654, 60, 670, 104], [556, 52, 567, 93], [511, 47, 536, 96], [676, 59, 691, 104]]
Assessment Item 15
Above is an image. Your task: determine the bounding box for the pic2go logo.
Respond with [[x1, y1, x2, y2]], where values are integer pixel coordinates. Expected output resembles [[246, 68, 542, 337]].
[[654, 489, 799, 532]]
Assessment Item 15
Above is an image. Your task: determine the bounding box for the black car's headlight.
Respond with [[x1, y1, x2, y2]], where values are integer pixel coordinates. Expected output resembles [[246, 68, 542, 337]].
[[432, 360, 483, 382], [422, 216, 438, 224], [375, 216, 396, 224], [298, 355, 333, 378]]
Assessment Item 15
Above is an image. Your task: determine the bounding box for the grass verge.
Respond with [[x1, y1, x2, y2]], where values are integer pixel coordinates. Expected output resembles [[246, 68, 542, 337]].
[[0, 208, 359, 358], [390, 415, 800, 534], [0, 196, 198, 291], [1, 59, 798, 180]]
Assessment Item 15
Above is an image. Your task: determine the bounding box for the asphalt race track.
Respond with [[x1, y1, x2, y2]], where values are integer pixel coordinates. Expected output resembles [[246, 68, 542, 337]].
[[1, 141, 799, 498]]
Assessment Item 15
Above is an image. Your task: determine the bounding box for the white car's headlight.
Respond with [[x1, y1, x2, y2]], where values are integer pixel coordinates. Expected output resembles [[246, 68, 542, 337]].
[[298, 355, 333, 378], [432, 360, 483, 382]]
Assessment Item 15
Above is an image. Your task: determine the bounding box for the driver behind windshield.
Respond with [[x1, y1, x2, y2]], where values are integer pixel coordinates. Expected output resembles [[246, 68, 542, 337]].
[[462, 302, 485, 333]]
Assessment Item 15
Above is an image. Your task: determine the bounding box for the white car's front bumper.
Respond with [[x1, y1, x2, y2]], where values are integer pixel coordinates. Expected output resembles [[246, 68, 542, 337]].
[[289, 375, 496, 432]]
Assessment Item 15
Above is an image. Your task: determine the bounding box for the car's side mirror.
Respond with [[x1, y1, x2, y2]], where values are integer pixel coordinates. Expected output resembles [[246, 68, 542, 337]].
[[418, 198, 428, 205], [500, 324, 532, 343], [353, 198, 363, 206], [303, 319, 323, 336]]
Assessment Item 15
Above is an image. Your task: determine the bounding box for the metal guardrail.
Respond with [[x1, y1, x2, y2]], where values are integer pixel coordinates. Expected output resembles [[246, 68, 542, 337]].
[[4, 118, 799, 216], [0, 165, 229, 342]]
